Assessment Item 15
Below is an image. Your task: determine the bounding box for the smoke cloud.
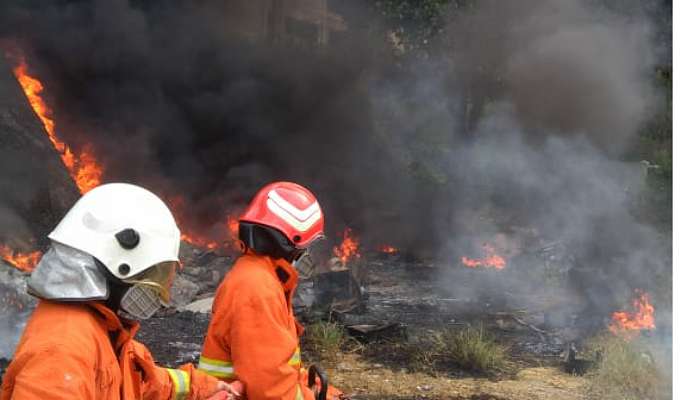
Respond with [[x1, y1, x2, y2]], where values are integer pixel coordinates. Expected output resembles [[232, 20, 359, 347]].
[[448, 0, 661, 152], [0, 0, 670, 334]]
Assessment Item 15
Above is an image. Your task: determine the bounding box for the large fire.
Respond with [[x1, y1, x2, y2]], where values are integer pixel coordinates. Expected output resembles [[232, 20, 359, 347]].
[[461, 243, 506, 270], [12, 59, 103, 194], [609, 290, 656, 340], [0, 244, 42, 272], [7, 54, 245, 258], [333, 228, 360, 266]]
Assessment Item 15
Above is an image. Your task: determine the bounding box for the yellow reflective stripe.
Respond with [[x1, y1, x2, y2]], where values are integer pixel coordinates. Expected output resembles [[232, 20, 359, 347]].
[[198, 356, 235, 378], [197, 368, 235, 379], [288, 346, 301, 366], [165, 368, 190, 400], [295, 385, 305, 400], [199, 356, 233, 367]]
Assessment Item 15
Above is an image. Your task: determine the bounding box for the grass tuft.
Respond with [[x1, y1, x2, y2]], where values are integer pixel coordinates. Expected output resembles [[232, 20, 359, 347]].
[[586, 335, 671, 400], [437, 325, 506, 374], [304, 321, 347, 363]]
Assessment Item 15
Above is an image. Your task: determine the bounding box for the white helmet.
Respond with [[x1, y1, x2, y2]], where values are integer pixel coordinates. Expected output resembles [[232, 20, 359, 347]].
[[48, 183, 181, 280]]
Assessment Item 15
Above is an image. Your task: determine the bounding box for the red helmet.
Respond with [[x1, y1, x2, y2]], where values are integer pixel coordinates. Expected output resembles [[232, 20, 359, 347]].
[[239, 181, 324, 249]]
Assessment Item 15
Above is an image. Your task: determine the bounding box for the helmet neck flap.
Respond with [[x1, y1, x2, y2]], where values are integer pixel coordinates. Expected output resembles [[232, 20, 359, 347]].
[[28, 242, 109, 302], [238, 222, 306, 263]]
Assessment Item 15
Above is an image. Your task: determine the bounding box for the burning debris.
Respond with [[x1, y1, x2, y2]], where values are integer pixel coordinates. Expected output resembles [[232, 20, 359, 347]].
[[608, 290, 656, 340], [461, 244, 507, 270], [168, 196, 241, 253], [179, 233, 218, 251], [333, 228, 361, 268], [0, 245, 41, 272], [378, 245, 399, 255]]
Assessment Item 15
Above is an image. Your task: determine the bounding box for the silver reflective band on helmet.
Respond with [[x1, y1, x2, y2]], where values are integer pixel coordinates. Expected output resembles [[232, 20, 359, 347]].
[[119, 283, 162, 320]]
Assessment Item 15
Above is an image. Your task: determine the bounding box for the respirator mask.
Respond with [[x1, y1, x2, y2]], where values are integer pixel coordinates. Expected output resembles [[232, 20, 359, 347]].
[[117, 261, 177, 321]]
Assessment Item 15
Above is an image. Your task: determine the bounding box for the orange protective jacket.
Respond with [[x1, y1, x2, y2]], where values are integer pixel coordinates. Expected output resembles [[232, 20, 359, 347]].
[[1, 300, 220, 400], [199, 253, 332, 400]]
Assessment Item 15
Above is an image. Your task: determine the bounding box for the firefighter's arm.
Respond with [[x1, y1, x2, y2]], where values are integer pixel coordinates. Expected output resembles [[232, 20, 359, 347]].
[[198, 292, 237, 382], [143, 364, 239, 400], [129, 340, 180, 400], [178, 363, 243, 400], [8, 346, 96, 399], [131, 341, 236, 400], [229, 292, 315, 400]]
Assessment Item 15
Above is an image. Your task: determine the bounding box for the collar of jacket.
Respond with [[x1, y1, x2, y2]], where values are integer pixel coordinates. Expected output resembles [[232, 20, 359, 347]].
[[244, 250, 300, 293], [88, 301, 140, 349]]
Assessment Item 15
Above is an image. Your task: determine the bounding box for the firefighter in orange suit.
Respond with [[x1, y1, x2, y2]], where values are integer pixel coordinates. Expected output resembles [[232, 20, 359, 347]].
[[1, 183, 241, 400], [198, 182, 343, 400]]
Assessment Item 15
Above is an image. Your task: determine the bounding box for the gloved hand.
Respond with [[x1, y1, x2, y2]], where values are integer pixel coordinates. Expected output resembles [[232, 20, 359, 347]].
[[206, 381, 244, 400], [205, 392, 233, 400]]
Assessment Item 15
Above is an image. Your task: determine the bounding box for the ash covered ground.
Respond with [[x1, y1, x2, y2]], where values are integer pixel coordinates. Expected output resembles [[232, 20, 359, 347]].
[[139, 252, 601, 368], [132, 249, 661, 400]]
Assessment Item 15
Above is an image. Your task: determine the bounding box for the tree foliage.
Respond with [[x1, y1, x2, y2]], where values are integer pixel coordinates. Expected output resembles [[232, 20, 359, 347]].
[[371, 0, 475, 54]]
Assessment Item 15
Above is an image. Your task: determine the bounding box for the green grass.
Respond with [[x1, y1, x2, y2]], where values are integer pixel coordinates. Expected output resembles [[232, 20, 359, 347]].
[[437, 325, 506, 374], [585, 335, 671, 400], [304, 321, 347, 363]]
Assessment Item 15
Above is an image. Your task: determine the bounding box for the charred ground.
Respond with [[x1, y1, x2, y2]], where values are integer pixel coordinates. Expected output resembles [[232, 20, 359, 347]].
[[132, 251, 639, 400]]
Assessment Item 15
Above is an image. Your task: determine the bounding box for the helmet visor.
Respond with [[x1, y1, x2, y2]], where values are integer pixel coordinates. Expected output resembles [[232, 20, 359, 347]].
[[122, 260, 177, 304]]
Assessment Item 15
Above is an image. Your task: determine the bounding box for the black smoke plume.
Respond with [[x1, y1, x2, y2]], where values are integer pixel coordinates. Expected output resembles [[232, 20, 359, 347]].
[[0, 0, 670, 330]]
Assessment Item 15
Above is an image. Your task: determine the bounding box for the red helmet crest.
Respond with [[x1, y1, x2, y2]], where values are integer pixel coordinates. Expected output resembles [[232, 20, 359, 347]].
[[239, 182, 324, 248]]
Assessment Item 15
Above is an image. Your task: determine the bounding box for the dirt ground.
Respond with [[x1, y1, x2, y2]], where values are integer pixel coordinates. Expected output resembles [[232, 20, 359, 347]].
[[325, 354, 586, 400]]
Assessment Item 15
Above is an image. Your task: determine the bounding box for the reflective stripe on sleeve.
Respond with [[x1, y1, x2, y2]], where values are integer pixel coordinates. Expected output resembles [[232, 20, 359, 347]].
[[295, 384, 305, 400], [198, 356, 235, 379], [165, 368, 191, 400], [288, 346, 301, 367]]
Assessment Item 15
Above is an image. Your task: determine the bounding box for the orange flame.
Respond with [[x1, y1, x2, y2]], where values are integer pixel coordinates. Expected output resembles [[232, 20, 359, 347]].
[[461, 243, 506, 270], [0, 244, 42, 272], [169, 195, 241, 251], [180, 232, 219, 250], [379, 244, 398, 254], [609, 290, 655, 340], [333, 228, 360, 266], [12, 59, 102, 194], [179, 215, 238, 250], [227, 215, 239, 238]]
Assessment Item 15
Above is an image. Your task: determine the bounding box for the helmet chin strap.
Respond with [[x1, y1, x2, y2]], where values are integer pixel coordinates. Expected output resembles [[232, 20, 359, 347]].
[[97, 258, 138, 317], [104, 273, 130, 313]]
